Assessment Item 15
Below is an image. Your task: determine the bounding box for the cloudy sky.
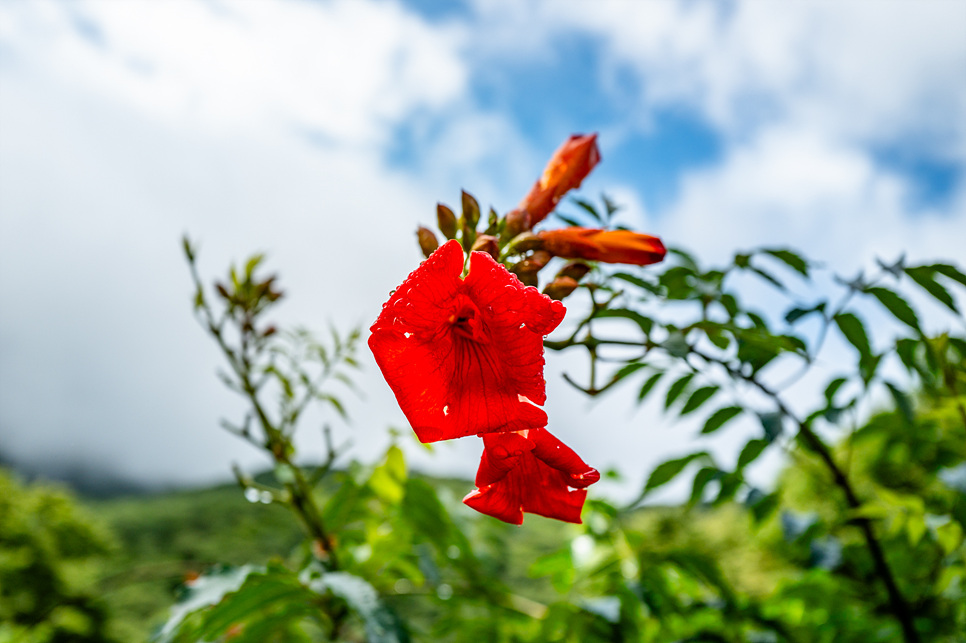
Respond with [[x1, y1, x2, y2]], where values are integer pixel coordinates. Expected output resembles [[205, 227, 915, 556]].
[[1, 0, 964, 499]]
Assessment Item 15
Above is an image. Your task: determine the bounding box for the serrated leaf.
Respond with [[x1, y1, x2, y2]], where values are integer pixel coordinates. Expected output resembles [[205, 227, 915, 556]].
[[665, 373, 695, 409], [866, 286, 920, 330], [834, 312, 872, 358], [737, 439, 769, 469], [701, 406, 743, 434], [905, 266, 958, 312], [680, 386, 718, 416], [638, 372, 663, 402], [763, 248, 809, 278], [644, 451, 709, 494]]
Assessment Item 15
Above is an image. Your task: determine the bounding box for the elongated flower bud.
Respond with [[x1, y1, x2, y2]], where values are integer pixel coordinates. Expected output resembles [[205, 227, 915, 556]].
[[537, 227, 666, 266], [517, 134, 600, 226]]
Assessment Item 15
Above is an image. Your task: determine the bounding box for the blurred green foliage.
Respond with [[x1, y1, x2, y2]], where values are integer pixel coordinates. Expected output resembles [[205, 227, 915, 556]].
[[4, 230, 963, 642], [0, 470, 117, 643]]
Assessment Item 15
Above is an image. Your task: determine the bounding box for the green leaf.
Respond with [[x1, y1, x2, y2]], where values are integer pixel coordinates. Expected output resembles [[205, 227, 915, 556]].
[[701, 406, 743, 434], [602, 193, 621, 217], [758, 412, 783, 442], [665, 373, 695, 409], [865, 286, 920, 330], [609, 362, 647, 385], [737, 439, 769, 469], [570, 197, 603, 222], [302, 569, 405, 643], [834, 312, 872, 358], [688, 466, 722, 506], [156, 565, 262, 642], [824, 377, 847, 403], [554, 213, 584, 228], [595, 308, 653, 336], [644, 452, 710, 495], [932, 263, 966, 288], [785, 301, 826, 324], [905, 266, 958, 312], [885, 381, 914, 424], [662, 330, 690, 357], [680, 386, 718, 416], [195, 568, 311, 641], [763, 248, 809, 278], [749, 266, 785, 291], [611, 271, 657, 292], [638, 372, 663, 402]]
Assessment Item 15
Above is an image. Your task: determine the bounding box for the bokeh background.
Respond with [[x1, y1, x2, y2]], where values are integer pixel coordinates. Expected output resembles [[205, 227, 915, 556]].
[[1, 0, 964, 498]]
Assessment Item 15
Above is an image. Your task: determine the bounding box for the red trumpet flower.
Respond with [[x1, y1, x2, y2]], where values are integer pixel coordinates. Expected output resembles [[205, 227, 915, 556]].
[[537, 227, 667, 266], [463, 428, 600, 525], [514, 133, 601, 227], [369, 240, 566, 443]]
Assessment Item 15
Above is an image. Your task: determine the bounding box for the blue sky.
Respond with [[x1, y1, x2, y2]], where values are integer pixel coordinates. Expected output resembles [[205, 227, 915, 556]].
[[1, 0, 964, 497]]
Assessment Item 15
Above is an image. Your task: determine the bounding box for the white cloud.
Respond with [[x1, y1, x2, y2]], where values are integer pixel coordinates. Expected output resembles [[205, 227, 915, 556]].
[[662, 124, 966, 270], [547, 0, 966, 155], [0, 0, 468, 146]]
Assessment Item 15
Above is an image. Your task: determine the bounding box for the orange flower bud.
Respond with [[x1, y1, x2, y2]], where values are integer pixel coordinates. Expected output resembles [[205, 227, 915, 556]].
[[537, 228, 666, 266], [517, 133, 601, 226], [543, 276, 579, 301], [417, 226, 440, 258], [471, 234, 500, 260]]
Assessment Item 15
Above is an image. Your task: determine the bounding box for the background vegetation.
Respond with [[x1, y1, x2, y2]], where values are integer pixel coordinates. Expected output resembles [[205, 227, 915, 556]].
[[2, 213, 963, 641]]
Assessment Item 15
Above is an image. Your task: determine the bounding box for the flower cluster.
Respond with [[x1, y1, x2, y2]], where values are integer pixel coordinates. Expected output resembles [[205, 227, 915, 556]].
[[370, 134, 665, 524]]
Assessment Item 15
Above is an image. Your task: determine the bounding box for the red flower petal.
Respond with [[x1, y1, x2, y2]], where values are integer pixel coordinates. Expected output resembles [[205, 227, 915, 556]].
[[369, 240, 566, 443], [463, 428, 599, 525]]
